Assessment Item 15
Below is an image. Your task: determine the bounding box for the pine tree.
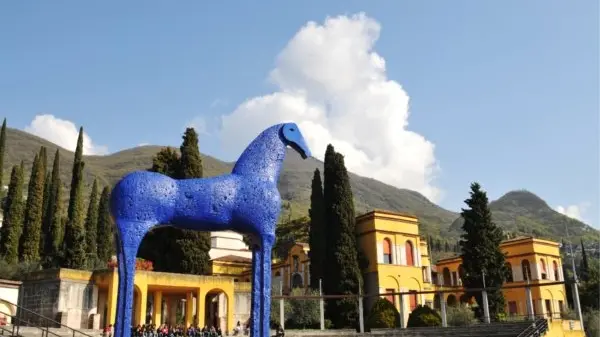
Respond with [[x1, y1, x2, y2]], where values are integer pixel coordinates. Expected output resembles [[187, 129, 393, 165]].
[[84, 179, 99, 268], [96, 186, 114, 264], [308, 168, 326, 289], [0, 118, 6, 190], [580, 239, 589, 281], [20, 148, 46, 262], [63, 127, 87, 269], [43, 150, 64, 268], [459, 182, 507, 316], [323, 145, 362, 328], [0, 163, 25, 264]]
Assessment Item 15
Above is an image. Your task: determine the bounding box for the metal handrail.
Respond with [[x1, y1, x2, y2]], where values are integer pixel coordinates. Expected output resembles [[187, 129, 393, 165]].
[[0, 308, 63, 337], [516, 317, 548, 337], [0, 297, 95, 337]]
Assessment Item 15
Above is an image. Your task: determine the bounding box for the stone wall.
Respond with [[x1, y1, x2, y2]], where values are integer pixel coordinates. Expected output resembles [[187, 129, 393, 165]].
[[233, 282, 251, 327], [20, 277, 98, 329]]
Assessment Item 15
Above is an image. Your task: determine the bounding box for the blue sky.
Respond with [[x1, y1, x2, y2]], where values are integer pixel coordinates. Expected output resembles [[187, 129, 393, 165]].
[[0, 1, 598, 226]]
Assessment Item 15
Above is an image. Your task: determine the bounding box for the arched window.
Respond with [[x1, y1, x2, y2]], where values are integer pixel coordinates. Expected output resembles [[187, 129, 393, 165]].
[[505, 262, 514, 283], [405, 240, 415, 266], [553, 261, 560, 281], [383, 238, 392, 264], [292, 274, 303, 288], [443, 267, 452, 286], [293, 255, 299, 272], [540, 259, 547, 280], [521, 260, 532, 281]]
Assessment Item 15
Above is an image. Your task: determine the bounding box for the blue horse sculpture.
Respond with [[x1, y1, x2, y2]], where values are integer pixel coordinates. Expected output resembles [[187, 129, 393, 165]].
[[110, 123, 311, 337]]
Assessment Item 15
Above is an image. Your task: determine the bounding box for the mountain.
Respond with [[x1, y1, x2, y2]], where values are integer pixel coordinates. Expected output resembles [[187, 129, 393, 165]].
[[3, 127, 598, 242]]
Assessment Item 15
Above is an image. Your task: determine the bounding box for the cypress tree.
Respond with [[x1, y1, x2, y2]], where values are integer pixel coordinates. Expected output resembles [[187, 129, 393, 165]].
[[96, 186, 114, 264], [40, 172, 51, 255], [308, 168, 326, 289], [0, 118, 6, 190], [0, 163, 25, 264], [137, 147, 180, 268], [43, 150, 64, 268], [323, 145, 362, 328], [459, 182, 507, 316], [63, 127, 87, 269], [173, 128, 211, 275], [20, 148, 46, 262], [444, 241, 451, 252], [84, 179, 99, 268]]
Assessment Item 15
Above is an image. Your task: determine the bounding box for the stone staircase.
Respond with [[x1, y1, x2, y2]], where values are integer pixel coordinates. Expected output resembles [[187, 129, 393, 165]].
[[0, 326, 102, 337], [278, 320, 546, 337]]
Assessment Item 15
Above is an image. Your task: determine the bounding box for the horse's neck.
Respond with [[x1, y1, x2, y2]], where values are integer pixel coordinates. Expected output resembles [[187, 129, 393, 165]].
[[232, 125, 286, 183]]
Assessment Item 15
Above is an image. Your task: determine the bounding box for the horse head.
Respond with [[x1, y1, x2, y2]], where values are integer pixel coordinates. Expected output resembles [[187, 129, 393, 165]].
[[280, 122, 311, 159]]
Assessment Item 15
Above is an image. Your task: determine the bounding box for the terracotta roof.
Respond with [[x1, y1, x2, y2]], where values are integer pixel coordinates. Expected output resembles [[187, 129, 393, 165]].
[[211, 255, 252, 264]]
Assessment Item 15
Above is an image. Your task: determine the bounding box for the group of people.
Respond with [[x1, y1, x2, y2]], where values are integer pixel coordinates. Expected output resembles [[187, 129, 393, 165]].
[[102, 324, 224, 337]]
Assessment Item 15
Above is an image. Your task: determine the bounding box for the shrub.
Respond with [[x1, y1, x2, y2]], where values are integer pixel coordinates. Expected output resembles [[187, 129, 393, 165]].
[[367, 298, 400, 329], [270, 287, 321, 329], [446, 305, 477, 327], [584, 310, 599, 337], [407, 305, 442, 328], [0, 260, 41, 280]]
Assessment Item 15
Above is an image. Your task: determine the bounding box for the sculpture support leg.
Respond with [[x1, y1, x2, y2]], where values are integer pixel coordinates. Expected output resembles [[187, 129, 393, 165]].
[[250, 241, 262, 337], [114, 221, 149, 337], [261, 235, 274, 337]]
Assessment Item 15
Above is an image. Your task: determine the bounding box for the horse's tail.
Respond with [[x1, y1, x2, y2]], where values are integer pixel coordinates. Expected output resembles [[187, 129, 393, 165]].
[[110, 171, 178, 224]]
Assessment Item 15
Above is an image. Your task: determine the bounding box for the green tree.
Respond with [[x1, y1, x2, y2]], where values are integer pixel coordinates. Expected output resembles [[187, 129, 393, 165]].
[[43, 150, 64, 268], [63, 127, 87, 269], [40, 172, 51, 255], [20, 148, 46, 262], [367, 298, 401, 328], [580, 239, 589, 281], [0, 163, 25, 264], [0, 118, 6, 191], [173, 128, 211, 274], [323, 145, 362, 328], [96, 186, 114, 264], [308, 168, 325, 290], [84, 179, 99, 268], [150, 147, 180, 177], [459, 182, 507, 316]]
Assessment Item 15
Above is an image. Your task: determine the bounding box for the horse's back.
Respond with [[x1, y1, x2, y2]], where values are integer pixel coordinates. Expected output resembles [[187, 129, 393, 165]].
[[172, 174, 241, 230], [110, 171, 178, 224]]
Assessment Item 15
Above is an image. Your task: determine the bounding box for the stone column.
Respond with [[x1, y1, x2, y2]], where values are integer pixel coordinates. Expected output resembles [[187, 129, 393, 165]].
[[105, 270, 119, 326], [135, 284, 148, 326], [525, 286, 534, 320], [196, 289, 206, 328], [481, 290, 490, 323], [185, 292, 194, 328], [439, 293, 447, 328], [399, 292, 405, 328], [152, 291, 163, 326]]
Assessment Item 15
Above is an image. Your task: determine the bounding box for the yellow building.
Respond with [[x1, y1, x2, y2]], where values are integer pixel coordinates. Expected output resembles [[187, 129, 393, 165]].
[[435, 236, 567, 318], [20, 268, 236, 333], [355, 210, 435, 324]]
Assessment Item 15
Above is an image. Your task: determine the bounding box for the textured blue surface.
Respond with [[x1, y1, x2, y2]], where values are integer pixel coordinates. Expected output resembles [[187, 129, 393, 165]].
[[110, 123, 311, 337]]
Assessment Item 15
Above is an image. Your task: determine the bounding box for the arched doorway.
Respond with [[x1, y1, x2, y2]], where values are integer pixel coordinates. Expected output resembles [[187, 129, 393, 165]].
[[447, 294, 457, 307], [205, 289, 229, 332]]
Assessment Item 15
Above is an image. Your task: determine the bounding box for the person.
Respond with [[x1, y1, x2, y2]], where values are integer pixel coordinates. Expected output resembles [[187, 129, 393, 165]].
[[275, 324, 285, 337], [232, 321, 242, 335]]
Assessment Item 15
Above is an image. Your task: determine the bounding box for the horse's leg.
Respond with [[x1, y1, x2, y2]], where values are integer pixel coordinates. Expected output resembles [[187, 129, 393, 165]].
[[113, 220, 152, 337], [260, 234, 275, 337], [249, 237, 262, 337]]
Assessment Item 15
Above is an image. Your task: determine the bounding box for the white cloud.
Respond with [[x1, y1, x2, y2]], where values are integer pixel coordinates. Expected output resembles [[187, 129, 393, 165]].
[[186, 116, 209, 135], [215, 13, 441, 201], [555, 202, 591, 222], [24, 114, 108, 155], [137, 143, 150, 147]]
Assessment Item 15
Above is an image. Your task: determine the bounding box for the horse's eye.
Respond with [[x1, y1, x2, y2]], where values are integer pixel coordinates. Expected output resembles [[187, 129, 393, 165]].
[[290, 128, 295, 131]]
